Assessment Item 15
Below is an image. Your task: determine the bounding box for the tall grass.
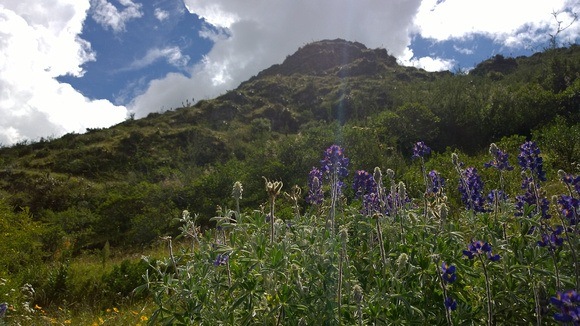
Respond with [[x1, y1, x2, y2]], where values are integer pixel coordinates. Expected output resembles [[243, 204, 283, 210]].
[[142, 142, 579, 325]]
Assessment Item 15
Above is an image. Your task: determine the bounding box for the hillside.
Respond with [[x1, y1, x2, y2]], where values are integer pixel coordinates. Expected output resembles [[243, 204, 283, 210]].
[[0, 39, 579, 250]]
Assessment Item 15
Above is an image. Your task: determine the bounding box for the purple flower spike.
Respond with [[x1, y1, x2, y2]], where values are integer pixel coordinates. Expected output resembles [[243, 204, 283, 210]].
[[213, 253, 229, 266], [353, 170, 377, 199], [306, 167, 324, 205], [412, 141, 431, 159], [444, 297, 457, 311], [429, 170, 445, 195], [518, 141, 546, 182], [441, 262, 457, 283], [463, 240, 500, 261], [321, 144, 349, 178], [484, 143, 514, 171], [550, 289, 580, 324], [458, 167, 486, 213]]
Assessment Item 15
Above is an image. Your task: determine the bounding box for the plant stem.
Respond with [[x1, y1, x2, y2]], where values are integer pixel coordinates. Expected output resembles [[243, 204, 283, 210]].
[[478, 255, 493, 326], [375, 216, 387, 267], [270, 196, 275, 244]]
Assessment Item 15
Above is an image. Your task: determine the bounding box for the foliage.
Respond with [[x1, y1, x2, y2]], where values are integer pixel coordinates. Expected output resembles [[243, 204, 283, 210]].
[[0, 40, 579, 323], [144, 141, 579, 325]]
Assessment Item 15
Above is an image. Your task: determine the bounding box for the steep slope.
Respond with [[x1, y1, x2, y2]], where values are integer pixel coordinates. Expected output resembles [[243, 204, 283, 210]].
[[0, 39, 578, 249]]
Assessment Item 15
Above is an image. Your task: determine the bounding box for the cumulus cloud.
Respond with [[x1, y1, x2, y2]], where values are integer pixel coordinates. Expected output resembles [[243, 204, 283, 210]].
[[0, 1, 127, 146], [399, 48, 456, 71], [90, 0, 143, 33], [414, 0, 580, 47], [154, 8, 169, 22], [129, 0, 424, 117]]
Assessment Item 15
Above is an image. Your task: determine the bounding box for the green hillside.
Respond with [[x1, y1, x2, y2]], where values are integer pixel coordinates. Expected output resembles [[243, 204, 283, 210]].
[[1, 39, 579, 248], [0, 39, 580, 324]]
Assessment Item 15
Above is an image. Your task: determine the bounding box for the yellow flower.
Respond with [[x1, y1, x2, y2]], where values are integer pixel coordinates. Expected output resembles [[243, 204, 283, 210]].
[[106, 308, 111, 313], [99, 317, 104, 324], [34, 304, 42, 310], [64, 320, 72, 324], [113, 307, 119, 313], [140, 315, 149, 321]]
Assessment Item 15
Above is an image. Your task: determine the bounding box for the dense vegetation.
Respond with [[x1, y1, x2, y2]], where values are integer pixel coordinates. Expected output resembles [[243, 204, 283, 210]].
[[143, 141, 579, 325], [0, 39, 579, 323]]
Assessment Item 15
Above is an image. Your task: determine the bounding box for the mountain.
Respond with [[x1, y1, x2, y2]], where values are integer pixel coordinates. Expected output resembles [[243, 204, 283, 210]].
[[0, 39, 579, 249]]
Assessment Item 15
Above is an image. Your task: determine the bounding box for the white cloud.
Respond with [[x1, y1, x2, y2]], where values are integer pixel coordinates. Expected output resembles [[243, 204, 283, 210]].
[[453, 45, 474, 55], [90, 0, 143, 33], [126, 46, 190, 70], [127, 0, 579, 117], [0, 1, 127, 146], [414, 0, 580, 47], [400, 48, 456, 71], [129, 0, 424, 117], [154, 8, 169, 22]]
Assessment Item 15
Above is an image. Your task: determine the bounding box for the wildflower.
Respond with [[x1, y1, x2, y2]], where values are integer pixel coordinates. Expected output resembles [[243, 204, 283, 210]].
[[441, 262, 457, 283], [458, 167, 487, 212], [141, 315, 149, 322], [353, 170, 377, 199], [362, 192, 380, 216], [559, 171, 580, 196], [537, 226, 565, 249], [487, 189, 508, 204], [518, 141, 546, 182], [232, 181, 243, 200], [515, 181, 551, 219], [428, 170, 445, 195], [484, 143, 514, 171], [213, 253, 229, 266], [0, 302, 6, 318], [550, 289, 580, 324], [558, 195, 579, 226], [320, 144, 349, 178], [444, 296, 458, 311], [412, 141, 431, 159], [306, 168, 324, 205], [463, 240, 501, 261]]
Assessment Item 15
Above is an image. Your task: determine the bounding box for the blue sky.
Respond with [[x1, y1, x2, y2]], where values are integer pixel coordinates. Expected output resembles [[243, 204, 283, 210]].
[[1, 0, 579, 145]]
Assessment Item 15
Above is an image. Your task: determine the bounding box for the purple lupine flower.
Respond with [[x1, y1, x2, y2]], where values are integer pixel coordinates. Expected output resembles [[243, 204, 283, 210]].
[[518, 141, 546, 182], [441, 262, 457, 284], [484, 143, 514, 171], [444, 297, 457, 311], [385, 192, 411, 216], [320, 145, 349, 178], [306, 167, 324, 205], [515, 181, 551, 219], [463, 240, 501, 261], [557, 195, 579, 226], [362, 192, 380, 216], [412, 141, 431, 159], [0, 302, 6, 318], [353, 170, 377, 199], [429, 170, 445, 195], [537, 226, 565, 249], [213, 253, 229, 266], [458, 167, 487, 213], [487, 189, 508, 205], [560, 172, 580, 196], [550, 289, 580, 324]]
